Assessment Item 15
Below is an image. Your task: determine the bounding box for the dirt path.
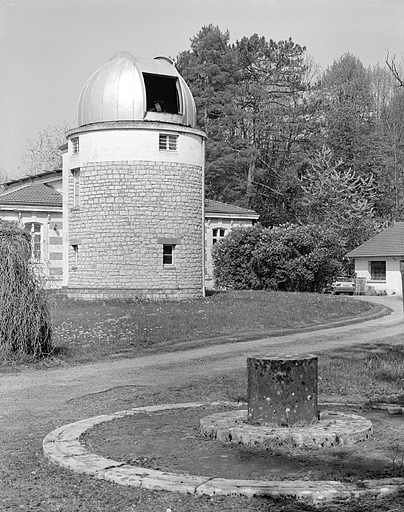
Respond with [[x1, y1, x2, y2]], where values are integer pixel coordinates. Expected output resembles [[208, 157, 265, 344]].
[[0, 295, 403, 511], [0, 296, 402, 425]]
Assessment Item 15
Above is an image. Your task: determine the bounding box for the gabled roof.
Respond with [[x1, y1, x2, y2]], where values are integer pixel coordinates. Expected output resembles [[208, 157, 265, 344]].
[[2, 170, 62, 188], [205, 199, 259, 218], [0, 184, 62, 207], [346, 222, 404, 258]]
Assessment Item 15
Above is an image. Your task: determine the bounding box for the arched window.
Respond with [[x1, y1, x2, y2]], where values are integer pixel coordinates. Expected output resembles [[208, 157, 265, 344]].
[[25, 223, 42, 261]]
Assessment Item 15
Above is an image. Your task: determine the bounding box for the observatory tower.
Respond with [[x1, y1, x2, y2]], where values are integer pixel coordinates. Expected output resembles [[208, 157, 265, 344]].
[[61, 52, 206, 299]]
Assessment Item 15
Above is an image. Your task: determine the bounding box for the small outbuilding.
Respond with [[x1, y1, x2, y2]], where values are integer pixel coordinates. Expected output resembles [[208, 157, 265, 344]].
[[346, 222, 404, 295], [0, 171, 63, 287], [204, 200, 259, 289]]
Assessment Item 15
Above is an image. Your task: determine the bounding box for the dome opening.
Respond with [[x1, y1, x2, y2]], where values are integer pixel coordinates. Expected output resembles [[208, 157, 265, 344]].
[[77, 52, 196, 128], [143, 73, 179, 114]]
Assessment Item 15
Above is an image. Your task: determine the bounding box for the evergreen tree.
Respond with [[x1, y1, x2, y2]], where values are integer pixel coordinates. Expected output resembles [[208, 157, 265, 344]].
[[299, 146, 379, 251], [177, 28, 314, 223], [176, 26, 244, 203], [319, 54, 382, 179]]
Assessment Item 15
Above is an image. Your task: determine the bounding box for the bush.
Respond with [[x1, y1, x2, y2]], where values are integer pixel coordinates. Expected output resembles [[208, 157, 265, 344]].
[[212, 224, 263, 289], [212, 223, 345, 292], [0, 220, 53, 358], [253, 223, 345, 292]]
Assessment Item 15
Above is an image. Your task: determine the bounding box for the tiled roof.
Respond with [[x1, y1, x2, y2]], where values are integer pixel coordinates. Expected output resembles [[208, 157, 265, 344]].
[[0, 184, 62, 207], [346, 222, 404, 258], [3, 170, 62, 188], [0, 186, 257, 217], [205, 199, 259, 217]]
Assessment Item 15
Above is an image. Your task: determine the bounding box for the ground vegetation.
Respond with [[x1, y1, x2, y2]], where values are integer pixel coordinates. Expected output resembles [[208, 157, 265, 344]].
[[0, 219, 53, 358], [213, 223, 346, 291], [0, 291, 372, 371], [1, 293, 404, 511]]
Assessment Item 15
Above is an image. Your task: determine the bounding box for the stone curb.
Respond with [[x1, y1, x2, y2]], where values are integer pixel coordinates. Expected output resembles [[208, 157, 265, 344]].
[[43, 401, 404, 507], [200, 409, 373, 449]]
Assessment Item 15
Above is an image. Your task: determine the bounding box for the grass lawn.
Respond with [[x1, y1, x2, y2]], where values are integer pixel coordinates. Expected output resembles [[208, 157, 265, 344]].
[[3, 291, 404, 511], [1, 290, 376, 371], [4, 343, 404, 512]]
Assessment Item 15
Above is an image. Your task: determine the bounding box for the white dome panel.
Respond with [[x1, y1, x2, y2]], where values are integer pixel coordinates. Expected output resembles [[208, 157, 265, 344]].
[[78, 52, 196, 128]]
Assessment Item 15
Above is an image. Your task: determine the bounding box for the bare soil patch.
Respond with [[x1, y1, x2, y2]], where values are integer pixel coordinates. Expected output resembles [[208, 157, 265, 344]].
[[81, 402, 404, 483]]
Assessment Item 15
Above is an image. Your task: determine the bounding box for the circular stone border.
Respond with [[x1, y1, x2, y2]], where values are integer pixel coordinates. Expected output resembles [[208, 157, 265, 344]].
[[200, 409, 373, 449], [43, 401, 404, 506]]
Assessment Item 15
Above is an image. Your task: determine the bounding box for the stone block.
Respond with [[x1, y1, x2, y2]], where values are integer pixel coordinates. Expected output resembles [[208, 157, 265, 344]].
[[247, 354, 318, 427]]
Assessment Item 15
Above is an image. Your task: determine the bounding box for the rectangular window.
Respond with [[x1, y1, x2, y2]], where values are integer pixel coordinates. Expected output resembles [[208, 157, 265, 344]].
[[212, 227, 226, 245], [163, 245, 174, 266], [32, 224, 41, 260], [159, 134, 178, 151], [72, 169, 80, 207], [72, 245, 79, 265], [71, 137, 79, 154], [25, 223, 42, 261], [370, 261, 386, 280]]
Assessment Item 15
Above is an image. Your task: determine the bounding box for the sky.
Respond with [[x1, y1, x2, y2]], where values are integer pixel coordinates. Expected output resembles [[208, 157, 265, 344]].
[[0, 0, 403, 179]]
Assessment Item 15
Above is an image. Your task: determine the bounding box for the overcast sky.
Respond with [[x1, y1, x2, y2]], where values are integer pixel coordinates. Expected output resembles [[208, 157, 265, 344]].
[[1, 0, 403, 179]]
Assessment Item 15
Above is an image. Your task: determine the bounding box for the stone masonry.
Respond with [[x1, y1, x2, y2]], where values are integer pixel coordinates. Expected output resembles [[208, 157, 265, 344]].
[[67, 160, 203, 299], [247, 354, 318, 427]]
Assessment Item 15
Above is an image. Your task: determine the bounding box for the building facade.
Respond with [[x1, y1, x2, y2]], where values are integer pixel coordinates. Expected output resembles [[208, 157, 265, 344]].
[[347, 222, 404, 295], [0, 171, 258, 293], [0, 52, 259, 298], [0, 171, 63, 287], [61, 52, 206, 300], [204, 200, 259, 289]]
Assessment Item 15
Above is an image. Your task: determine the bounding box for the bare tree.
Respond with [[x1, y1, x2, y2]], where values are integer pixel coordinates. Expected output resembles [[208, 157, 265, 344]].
[[22, 123, 70, 176], [0, 167, 9, 190], [386, 52, 404, 87]]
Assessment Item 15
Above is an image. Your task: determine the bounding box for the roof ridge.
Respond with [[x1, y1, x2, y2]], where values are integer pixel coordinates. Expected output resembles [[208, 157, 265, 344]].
[[347, 222, 404, 258], [205, 199, 258, 214]]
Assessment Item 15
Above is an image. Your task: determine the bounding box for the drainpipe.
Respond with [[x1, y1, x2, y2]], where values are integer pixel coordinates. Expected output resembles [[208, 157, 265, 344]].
[[400, 260, 404, 312]]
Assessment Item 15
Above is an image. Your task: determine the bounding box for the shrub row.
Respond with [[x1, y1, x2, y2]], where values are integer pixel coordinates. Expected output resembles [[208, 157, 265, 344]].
[[212, 223, 347, 292]]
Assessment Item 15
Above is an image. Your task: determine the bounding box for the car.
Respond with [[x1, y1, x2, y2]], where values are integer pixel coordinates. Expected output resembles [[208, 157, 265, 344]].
[[330, 277, 356, 295]]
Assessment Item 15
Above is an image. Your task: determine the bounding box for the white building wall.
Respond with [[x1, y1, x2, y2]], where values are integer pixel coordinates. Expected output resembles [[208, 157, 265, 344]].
[[68, 122, 203, 168], [205, 217, 256, 290], [0, 209, 63, 288], [62, 151, 70, 287], [354, 257, 403, 295], [64, 122, 206, 300]]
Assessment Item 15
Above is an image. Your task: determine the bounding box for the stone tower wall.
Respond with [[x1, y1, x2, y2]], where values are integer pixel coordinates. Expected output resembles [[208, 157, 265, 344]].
[[67, 160, 203, 300]]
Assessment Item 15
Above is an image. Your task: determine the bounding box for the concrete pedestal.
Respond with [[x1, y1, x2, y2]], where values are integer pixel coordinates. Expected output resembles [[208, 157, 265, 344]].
[[247, 354, 318, 427]]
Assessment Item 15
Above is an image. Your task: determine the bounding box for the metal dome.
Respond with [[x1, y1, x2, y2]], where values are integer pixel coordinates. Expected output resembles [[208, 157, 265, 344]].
[[78, 52, 196, 128]]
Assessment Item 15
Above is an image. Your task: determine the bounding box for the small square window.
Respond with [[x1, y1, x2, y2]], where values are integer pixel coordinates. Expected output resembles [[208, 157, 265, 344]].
[[71, 137, 79, 154], [370, 261, 386, 280], [159, 134, 178, 151], [163, 245, 174, 266], [212, 227, 226, 245]]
